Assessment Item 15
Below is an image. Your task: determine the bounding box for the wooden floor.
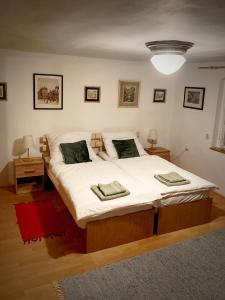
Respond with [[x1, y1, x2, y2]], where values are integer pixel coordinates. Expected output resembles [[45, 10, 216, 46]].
[[0, 187, 225, 300]]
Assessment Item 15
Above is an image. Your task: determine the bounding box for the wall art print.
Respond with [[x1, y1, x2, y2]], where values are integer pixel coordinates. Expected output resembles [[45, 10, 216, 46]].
[[118, 80, 140, 107], [183, 86, 205, 110], [33, 73, 63, 110], [0, 82, 7, 101], [84, 86, 101, 102]]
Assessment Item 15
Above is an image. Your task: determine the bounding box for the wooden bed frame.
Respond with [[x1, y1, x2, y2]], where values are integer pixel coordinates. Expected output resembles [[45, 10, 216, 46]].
[[40, 133, 154, 252], [40, 133, 212, 251]]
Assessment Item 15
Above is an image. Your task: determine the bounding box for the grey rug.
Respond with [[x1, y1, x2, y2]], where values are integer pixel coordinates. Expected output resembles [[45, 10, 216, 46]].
[[55, 229, 225, 300]]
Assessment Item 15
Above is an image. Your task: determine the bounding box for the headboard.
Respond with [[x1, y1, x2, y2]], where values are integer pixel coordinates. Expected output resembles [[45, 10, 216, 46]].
[[40, 132, 139, 157], [39, 133, 104, 157]]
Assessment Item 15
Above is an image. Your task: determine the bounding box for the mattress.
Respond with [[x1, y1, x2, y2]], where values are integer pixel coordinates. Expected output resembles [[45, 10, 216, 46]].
[[47, 160, 161, 228], [112, 155, 217, 207]]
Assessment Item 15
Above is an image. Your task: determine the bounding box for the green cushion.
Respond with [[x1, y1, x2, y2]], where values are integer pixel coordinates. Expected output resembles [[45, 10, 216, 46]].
[[60, 140, 92, 164], [112, 139, 140, 159]]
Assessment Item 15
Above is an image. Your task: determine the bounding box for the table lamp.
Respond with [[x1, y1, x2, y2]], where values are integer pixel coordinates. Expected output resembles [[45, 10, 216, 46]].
[[23, 135, 34, 158], [147, 129, 157, 149]]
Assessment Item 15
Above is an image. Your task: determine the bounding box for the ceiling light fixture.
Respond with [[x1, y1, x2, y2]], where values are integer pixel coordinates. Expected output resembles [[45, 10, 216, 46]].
[[145, 40, 194, 75]]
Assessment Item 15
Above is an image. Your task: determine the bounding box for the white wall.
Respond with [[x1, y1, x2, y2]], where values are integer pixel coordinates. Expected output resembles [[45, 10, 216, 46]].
[[0, 50, 175, 185], [169, 63, 225, 195], [1, 50, 224, 196]]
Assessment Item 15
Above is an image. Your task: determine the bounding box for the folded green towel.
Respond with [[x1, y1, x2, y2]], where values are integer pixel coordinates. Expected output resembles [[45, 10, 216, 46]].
[[158, 172, 187, 183], [91, 185, 130, 201], [154, 174, 190, 186], [98, 180, 126, 196]]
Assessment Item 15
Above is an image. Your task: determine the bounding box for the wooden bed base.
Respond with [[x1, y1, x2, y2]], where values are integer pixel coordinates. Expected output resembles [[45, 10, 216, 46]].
[[46, 158, 155, 253], [157, 198, 212, 234], [86, 209, 154, 252]]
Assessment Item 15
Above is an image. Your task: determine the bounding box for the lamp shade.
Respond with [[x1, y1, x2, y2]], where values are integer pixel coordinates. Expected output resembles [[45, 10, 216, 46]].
[[148, 129, 157, 148], [148, 129, 157, 141], [23, 135, 34, 149], [151, 54, 186, 75]]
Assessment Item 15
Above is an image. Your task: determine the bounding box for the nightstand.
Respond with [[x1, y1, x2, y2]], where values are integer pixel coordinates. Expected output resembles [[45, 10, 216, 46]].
[[145, 147, 170, 161], [14, 157, 44, 194]]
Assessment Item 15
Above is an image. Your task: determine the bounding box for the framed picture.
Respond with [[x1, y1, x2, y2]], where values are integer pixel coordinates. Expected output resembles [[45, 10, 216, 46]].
[[118, 80, 140, 107], [183, 87, 205, 110], [84, 86, 101, 102], [153, 89, 166, 103], [0, 82, 7, 101], [33, 73, 63, 110]]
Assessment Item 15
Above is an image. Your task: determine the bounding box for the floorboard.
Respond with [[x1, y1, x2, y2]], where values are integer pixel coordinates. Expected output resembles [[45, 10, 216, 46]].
[[0, 187, 225, 300]]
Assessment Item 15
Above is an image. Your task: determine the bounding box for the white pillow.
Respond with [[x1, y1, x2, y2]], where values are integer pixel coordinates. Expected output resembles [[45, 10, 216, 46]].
[[46, 131, 99, 163], [102, 131, 146, 159]]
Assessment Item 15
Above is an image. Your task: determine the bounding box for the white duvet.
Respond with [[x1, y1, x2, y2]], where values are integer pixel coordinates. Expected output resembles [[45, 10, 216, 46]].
[[113, 155, 217, 200], [50, 160, 161, 228], [49, 156, 217, 228]]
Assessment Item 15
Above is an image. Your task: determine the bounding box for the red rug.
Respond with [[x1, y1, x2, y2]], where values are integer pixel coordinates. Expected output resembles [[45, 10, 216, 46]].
[[15, 200, 71, 243]]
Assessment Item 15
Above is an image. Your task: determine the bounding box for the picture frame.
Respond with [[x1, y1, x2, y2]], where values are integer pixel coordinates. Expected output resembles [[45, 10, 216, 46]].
[[153, 89, 166, 103], [118, 80, 140, 107], [0, 82, 7, 101], [183, 86, 205, 110], [84, 86, 101, 102], [33, 73, 63, 110]]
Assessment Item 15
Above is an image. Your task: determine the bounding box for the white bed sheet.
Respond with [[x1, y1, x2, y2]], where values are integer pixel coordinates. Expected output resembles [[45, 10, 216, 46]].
[[112, 155, 217, 207], [49, 160, 161, 228]]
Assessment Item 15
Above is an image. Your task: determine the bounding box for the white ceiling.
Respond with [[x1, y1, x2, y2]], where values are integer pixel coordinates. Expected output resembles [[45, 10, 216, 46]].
[[1, 0, 225, 62]]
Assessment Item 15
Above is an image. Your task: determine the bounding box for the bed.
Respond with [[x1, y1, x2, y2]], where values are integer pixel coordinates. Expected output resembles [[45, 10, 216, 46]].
[[100, 131, 217, 234], [40, 132, 156, 252], [41, 130, 216, 251]]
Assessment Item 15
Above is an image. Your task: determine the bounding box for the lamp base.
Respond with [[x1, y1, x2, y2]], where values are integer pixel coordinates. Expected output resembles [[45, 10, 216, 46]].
[[147, 138, 157, 149], [150, 142, 155, 149]]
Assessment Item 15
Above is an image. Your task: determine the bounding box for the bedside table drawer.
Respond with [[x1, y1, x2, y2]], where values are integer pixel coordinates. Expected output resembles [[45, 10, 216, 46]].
[[15, 164, 44, 178], [158, 153, 170, 161], [14, 157, 45, 194]]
